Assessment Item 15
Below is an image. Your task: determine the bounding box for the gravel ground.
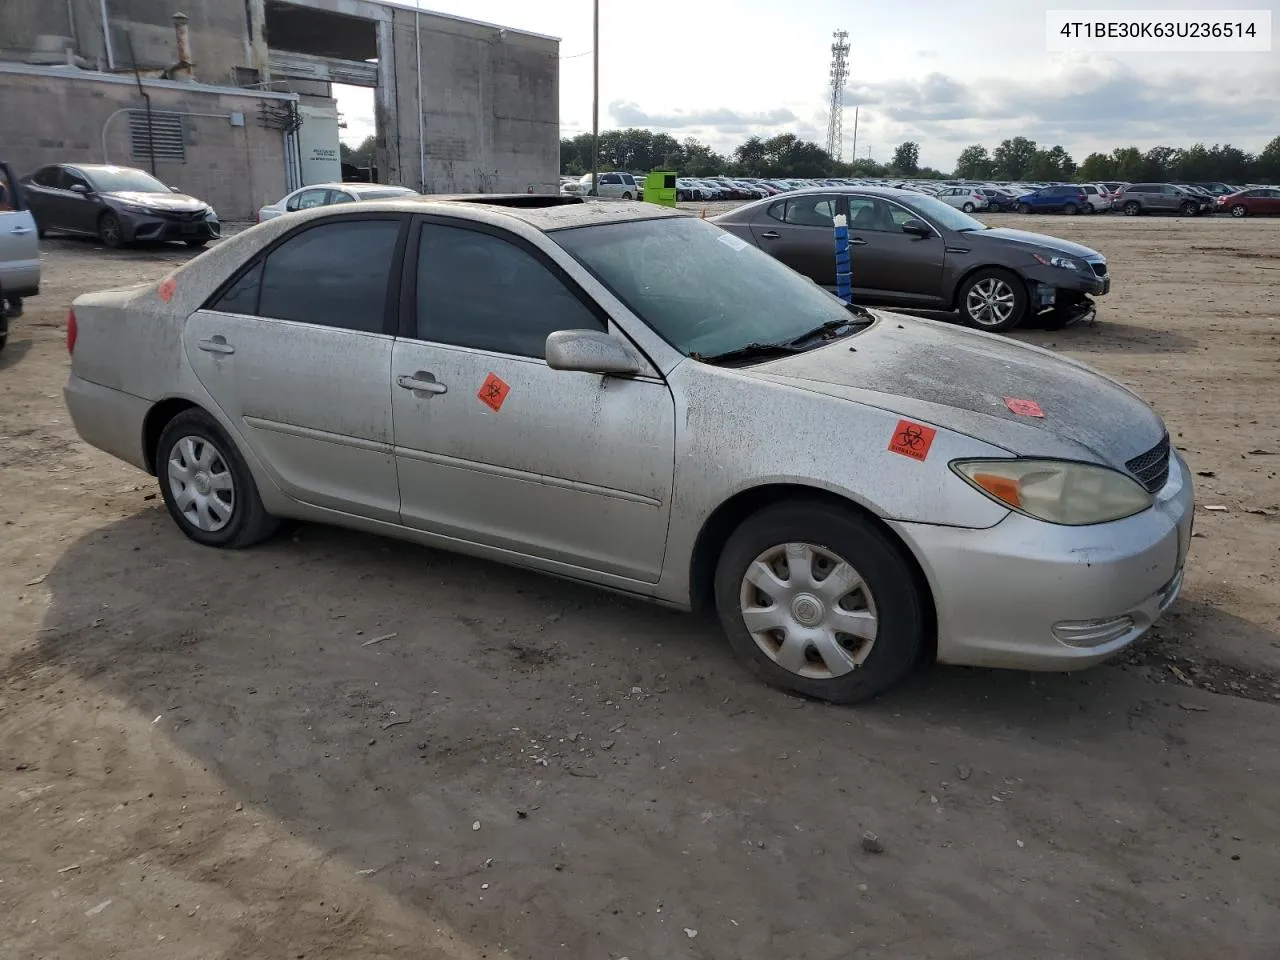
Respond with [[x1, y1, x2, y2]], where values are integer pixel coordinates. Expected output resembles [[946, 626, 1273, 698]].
[[2, 211, 1279, 960]]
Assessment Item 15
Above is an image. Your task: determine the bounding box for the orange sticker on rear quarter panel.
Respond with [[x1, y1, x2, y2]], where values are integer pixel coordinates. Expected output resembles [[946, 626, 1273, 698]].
[[477, 372, 510, 411], [157, 276, 177, 303], [888, 420, 937, 461]]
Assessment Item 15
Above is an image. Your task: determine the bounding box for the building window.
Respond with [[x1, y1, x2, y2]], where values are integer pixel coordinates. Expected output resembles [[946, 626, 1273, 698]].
[[129, 110, 187, 164]]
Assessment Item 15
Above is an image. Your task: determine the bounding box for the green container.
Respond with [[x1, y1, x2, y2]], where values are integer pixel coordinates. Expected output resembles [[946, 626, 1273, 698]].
[[643, 171, 678, 207]]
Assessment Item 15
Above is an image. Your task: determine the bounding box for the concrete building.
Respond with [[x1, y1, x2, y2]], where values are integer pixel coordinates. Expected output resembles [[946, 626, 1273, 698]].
[[0, 0, 559, 220]]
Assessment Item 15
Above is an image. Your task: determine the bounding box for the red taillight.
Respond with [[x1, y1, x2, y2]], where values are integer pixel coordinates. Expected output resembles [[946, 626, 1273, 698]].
[[66, 308, 77, 354]]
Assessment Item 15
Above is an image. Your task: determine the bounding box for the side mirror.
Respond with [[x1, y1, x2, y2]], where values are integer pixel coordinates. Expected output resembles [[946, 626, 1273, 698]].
[[170, 186, 182, 193], [546, 329, 643, 377], [901, 218, 934, 238], [69, 183, 89, 195]]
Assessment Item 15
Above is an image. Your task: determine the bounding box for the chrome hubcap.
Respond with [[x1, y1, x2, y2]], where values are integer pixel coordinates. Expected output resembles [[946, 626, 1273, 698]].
[[738, 542, 878, 680], [167, 435, 235, 532], [966, 277, 1015, 326]]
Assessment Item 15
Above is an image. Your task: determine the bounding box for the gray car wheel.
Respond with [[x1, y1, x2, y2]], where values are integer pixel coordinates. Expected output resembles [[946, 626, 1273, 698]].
[[98, 211, 124, 248], [714, 502, 925, 703], [959, 268, 1027, 332], [1231, 204, 1247, 217], [962, 202, 975, 212], [156, 408, 278, 549], [1063, 203, 1078, 215], [1123, 201, 1141, 216]]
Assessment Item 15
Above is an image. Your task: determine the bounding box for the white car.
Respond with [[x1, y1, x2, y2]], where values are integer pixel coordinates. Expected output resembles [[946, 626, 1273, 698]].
[[578, 172, 639, 199], [1079, 184, 1113, 213], [936, 187, 990, 213], [257, 183, 418, 223]]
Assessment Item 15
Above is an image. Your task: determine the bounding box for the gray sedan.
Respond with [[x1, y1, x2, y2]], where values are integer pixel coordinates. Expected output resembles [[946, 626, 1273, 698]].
[[63, 197, 1192, 703]]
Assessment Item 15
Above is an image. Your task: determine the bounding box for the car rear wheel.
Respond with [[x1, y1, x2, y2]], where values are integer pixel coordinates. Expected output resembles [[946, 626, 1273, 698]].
[[156, 408, 278, 549], [961, 202, 975, 212], [184, 238, 209, 248], [622, 191, 633, 200], [1063, 203, 1078, 216], [1123, 201, 1141, 216], [1017, 203, 1031, 214], [1179, 201, 1198, 217], [959, 268, 1027, 332], [98, 211, 124, 248], [1231, 204, 1248, 217], [714, 502, 925, 704]]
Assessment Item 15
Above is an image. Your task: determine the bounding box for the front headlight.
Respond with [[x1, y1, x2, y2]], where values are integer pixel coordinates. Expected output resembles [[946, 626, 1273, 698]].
[[1032, 253, 1078, 271], [952, 459, 1153, 525], [114, 200, 152, 213]]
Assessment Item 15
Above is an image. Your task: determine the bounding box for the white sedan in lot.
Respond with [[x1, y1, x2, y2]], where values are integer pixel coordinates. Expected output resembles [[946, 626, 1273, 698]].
[[257, 182, 418, 222], [62, 197, 1192, 703]]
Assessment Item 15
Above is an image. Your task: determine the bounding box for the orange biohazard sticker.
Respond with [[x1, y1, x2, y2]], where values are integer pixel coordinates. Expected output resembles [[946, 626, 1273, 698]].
[[888, 419, 937, 461], [1004, 396, 1044, 418], [477, 372, 510, 412], [157, 276, 177, 303]]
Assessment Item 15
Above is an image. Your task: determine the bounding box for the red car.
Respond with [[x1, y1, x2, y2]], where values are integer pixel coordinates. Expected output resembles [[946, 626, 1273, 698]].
[[1216, 187, 1280, 217]]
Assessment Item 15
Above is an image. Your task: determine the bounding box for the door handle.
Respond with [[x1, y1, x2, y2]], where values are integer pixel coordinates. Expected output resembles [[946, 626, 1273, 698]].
[[849, 237, 868, 246], [10, 225, 33, 235], [397, 372, 447, 395], [197, 335, 234, 355], [759, 230, 781, 239]]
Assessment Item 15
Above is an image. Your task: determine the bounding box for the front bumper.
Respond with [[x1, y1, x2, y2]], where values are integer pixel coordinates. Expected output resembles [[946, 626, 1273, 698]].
[[889, 453, 1194, 671], [119, 209, 220, 243], [1023, 263, 1110, 297]]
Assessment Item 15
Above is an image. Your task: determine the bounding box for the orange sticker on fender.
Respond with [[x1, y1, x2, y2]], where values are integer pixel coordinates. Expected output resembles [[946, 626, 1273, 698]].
[[888, 420, 937, 461], [157, 276, 177, 302], [477, 372, 510, 411]]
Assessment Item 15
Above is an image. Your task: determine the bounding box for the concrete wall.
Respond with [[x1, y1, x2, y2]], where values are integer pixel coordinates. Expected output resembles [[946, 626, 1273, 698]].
[[381, 8, 559, 195], [0, 66, 291, 220]]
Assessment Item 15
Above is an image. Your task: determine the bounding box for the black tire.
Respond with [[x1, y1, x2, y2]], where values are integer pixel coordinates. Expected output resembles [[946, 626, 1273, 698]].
[[1122, 201, 1141, 217], [1063, 203, 1078, 216], [1179, 201, 1198, 217], [958, 267, 1028, 332], [98, 211, 124, 248], [622, 191, 633, 200], [36, 221, 47, 239], [155, 408, 278, 549], [184, 238, 209, 248], [713, 502, 926, 704], [0, 334, 7, 353], [961, 202, 975, 212], [1231, 204, 1247, 218], [1017, 203, 1031, 214]]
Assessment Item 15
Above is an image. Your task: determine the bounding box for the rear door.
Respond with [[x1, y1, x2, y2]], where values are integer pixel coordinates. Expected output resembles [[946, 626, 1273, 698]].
[[184, 214, 406, 521], [748, 194, 841, 285], [391, 218, 676, 582], [0, 163, 40, 298]]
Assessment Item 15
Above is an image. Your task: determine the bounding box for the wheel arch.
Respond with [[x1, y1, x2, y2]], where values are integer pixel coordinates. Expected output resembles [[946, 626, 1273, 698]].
[[947, 263, 1029, 311], [142, 397, 200, 474], [687, 483, 938, 663]]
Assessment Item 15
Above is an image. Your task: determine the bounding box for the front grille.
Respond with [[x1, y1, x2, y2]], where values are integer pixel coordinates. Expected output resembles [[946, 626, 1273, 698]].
[[1126, 434, 1171, 494], [1090, 261, 1108, 278], [161, 209, 205, 222]]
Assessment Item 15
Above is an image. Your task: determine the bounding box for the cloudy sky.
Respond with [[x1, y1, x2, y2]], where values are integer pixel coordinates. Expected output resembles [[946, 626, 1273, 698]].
[[337, 0, 1278, 170]]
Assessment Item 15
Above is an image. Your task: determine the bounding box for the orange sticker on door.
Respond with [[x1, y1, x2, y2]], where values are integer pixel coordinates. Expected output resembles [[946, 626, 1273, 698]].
[[477, 372, 511, 411], [157, 276, 177, 303], [888, 420, 937, 461]]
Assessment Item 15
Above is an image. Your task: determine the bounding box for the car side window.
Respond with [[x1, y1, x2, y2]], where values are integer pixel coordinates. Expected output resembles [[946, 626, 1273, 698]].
[[782, 196, 836, 227], [886, 203, 919, 229], [766, 200, 787, 222], [0, 167, 15, 210], [287, 188, 328, 212], [414, 222, 603, 359], [32, 166, 60, 188], [254, 218, 401, 332], [328, 190, 355, 204], [847, 197, 888, 231], [61, 169, 90, 191], [211, 261, 264, 315]]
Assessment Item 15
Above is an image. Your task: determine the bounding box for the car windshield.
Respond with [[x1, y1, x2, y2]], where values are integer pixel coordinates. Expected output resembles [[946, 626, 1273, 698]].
[[900, 193, 986, 232], [553, 216, 864, 359], [85, 167, 170, 194]]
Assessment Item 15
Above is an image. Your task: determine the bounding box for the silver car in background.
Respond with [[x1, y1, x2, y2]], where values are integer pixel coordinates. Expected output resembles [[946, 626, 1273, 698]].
[[63, 198, 1192, 703], [0, 160, 40, 350]]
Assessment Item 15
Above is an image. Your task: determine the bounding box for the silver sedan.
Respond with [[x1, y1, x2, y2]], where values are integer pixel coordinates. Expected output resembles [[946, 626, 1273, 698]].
[[63, 198, 1193, 702]]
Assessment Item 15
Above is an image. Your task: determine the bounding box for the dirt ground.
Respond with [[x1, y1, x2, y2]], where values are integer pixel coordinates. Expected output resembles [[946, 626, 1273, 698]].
[[2, 211, 1279, 960]]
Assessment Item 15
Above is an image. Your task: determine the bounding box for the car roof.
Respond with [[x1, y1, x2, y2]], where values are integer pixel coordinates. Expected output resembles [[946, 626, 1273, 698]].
[[304, 195, 686, 231]]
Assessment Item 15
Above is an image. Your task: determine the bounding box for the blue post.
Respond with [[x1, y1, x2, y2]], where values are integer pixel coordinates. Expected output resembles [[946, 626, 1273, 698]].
[[833, 213, 852, 304]]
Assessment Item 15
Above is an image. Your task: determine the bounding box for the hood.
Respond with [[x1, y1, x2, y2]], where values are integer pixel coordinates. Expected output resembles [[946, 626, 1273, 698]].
[[970, 227, 1101, 260], [744, 313, 1165, 470], [105, 191, 207, 212]]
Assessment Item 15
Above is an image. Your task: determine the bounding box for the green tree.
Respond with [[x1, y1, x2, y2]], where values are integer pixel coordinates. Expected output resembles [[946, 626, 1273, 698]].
[[1255, 135, 1280, 183], [891, 141, 920, 175], [992, 136, 1038, 179], [1109, 146, 1146, 181], [1077, 152, 1115, 181], [953, 145, 995, 179], [340, 134, 376, 168]]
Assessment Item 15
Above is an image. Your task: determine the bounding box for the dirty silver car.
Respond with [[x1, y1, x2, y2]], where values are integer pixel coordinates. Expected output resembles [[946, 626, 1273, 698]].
[[63, 197, 1193, 703]]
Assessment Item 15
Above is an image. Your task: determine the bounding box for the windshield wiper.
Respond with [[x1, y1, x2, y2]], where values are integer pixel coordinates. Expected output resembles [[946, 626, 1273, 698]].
[[693, 341, 802, 366], [784, 310, 873, 348]]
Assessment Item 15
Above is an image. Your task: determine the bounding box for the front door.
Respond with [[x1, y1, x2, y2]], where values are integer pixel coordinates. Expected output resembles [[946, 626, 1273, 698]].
[[60, 167, 101, 235], [0, 164, 40, 298], [184, 215, 405, 521], [845, 196, 946, 303], [391, 219, 676, 583]]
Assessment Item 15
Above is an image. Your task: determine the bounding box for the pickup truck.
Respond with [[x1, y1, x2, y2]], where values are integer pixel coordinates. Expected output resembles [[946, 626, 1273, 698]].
[[0, 160, 41, 351]]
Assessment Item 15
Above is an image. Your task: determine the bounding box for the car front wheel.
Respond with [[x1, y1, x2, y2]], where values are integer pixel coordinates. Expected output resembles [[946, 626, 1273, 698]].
[[156, 408, 278, 549], [962, 202, 975, 212], [714, 502, 925, 704], [1063, 203, 1078, 215], [959, 267, 1027, 332], [1017, 203, 1031, 214], [1231, 204, 1247, 217], [1179, 201, 1198, 216], [98, 211, 124, 248], [1123, 201, 1141, 216]]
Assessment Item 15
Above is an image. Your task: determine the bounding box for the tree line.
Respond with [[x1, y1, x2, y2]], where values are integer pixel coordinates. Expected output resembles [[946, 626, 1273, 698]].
[[561, 128, 1280, 184]]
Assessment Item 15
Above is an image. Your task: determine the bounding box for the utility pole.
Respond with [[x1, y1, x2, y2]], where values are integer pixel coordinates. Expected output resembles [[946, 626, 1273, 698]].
[[591, 0, 599, 196], [850, 106, 859, 167]]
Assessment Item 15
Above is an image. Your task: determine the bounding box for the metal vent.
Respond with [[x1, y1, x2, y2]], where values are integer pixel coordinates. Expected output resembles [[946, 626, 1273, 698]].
[[129, 110, 187, 164], [1126, 434, 1171, 494]]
